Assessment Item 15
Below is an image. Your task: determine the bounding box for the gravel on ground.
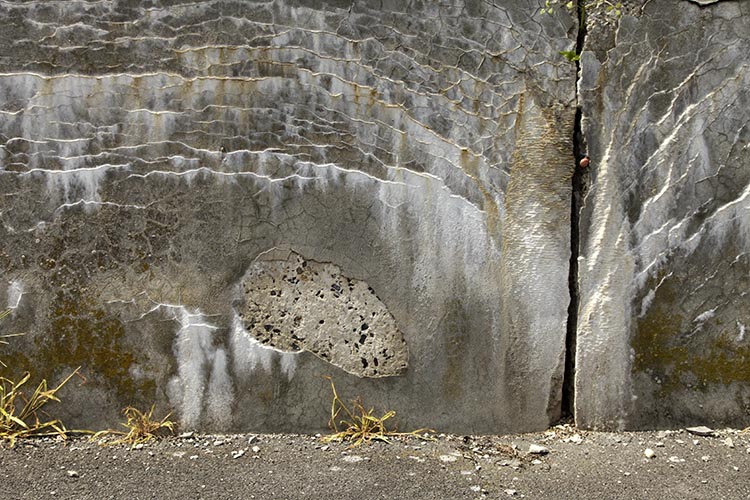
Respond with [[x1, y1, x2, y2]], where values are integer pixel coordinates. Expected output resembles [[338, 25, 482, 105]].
[[2, 425, 750, 499]]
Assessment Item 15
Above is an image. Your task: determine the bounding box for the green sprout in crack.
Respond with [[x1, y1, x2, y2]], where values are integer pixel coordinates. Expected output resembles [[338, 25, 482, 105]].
[[542, 1, 623, 62], [559, 50, 581, 62], [541, 0, 574, 14], [541, 0, 623, 18]]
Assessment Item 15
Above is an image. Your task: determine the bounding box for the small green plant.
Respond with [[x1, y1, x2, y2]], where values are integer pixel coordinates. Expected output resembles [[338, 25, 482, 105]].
[[542, 1, 622, 62], [322, 376, 434, 447], [559, 49, 581, 62], [0, 368, 80, 447], [92, 405, 175, 447], [541, 0, 623, 17]]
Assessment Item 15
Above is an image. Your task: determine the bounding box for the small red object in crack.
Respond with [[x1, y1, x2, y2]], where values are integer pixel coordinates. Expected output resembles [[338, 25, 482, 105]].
[[579, 156, 590, 168]]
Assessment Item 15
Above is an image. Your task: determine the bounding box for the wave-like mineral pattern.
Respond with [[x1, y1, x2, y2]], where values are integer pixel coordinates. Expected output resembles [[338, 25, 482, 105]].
[[578, 0, 750, 429], [0, 0, 576, 432]]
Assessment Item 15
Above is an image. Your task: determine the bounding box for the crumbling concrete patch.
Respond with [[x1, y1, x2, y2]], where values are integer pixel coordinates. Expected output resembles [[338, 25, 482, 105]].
[[238, 249, 408, 378]]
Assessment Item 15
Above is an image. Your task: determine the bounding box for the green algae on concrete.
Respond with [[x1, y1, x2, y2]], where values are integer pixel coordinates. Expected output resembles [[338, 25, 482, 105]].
[[38, 293, 156, 404]]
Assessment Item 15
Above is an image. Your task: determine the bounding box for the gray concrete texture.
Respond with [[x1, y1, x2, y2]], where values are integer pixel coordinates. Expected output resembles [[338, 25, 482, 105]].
[[577, 0, 750, 429], [0, 0, 747, 434]]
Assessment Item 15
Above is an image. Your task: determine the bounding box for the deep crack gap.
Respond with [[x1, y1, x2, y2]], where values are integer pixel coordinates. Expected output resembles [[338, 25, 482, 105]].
[[561, 0, 587, 420]]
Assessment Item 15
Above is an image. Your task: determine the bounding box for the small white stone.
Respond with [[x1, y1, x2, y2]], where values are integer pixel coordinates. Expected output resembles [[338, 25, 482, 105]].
[[701, 456, 710, 462], [232, 450, 246, 459], [189, 455, 198, 460], [178, 432, 194, 438], [470, 485, 481, 493], [692, 440, 700, 445], [213, 440, 225, 446], [66, 470, 79, 478], [686, 426, 714, 437], [568, 434, 583, 444], [248, 435, 259, 444], [644, 448, 656, 459], [531, 459, 543, 465], [439, 455, 458, 462], [655, 442, 665, 447], [528, 444, 549, 455], [504, 489, 517, 496], [724, 437, 735, 448], [668, 456, 685, 463], [733, 466, 739, 471], [342, 455, 363, 463], [133, 443, 144, 450]]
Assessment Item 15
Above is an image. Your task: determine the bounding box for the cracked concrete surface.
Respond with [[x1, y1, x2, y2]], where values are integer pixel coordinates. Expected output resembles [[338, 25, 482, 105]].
[[0, 1, 576, 433], [577, 0, 750, 429], [3, 0, 745, 434]]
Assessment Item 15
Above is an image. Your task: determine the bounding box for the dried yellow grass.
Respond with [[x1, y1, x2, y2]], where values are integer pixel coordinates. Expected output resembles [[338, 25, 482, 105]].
[[322, 376, 434, 447], [0, 368, 79, 447], [92, 405, 175, 447]]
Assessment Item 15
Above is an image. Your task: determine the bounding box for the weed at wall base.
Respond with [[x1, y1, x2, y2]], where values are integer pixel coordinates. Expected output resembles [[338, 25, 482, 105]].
[[322, 376, 434, 448], [92, 405, 175, 447], [0, 368, 80, 448]]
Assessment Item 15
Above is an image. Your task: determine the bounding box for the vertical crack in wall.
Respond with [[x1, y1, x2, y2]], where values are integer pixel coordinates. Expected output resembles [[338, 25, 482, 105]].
[[562, 1, 588, 419]]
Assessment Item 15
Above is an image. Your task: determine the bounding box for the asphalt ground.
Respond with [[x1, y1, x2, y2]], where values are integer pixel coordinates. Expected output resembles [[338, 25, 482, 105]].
[[2, 425, 750, 499]]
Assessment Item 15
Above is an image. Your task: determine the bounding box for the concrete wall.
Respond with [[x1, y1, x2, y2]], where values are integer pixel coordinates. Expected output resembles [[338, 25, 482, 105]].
[[577, 0, 750, 429], [0, 0, 575, 433], [0, 0, 748, 433]]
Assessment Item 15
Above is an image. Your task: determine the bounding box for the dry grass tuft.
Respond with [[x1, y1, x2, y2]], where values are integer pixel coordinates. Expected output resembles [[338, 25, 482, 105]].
[[0, 368, 80, 447], [93, 405, 175, 447], [2, 309, 81, 447], [322, 376, 434, 447]]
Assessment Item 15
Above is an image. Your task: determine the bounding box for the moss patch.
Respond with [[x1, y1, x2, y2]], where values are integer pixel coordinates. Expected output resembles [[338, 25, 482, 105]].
[[633, 272, 750, 395], [32, 292, 156, 403]]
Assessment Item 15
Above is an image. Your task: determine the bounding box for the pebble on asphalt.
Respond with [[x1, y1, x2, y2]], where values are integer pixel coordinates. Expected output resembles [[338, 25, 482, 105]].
[[686, 426, 715, 437], [528, 444, 549, 455], [644, 448, 656, 459]]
